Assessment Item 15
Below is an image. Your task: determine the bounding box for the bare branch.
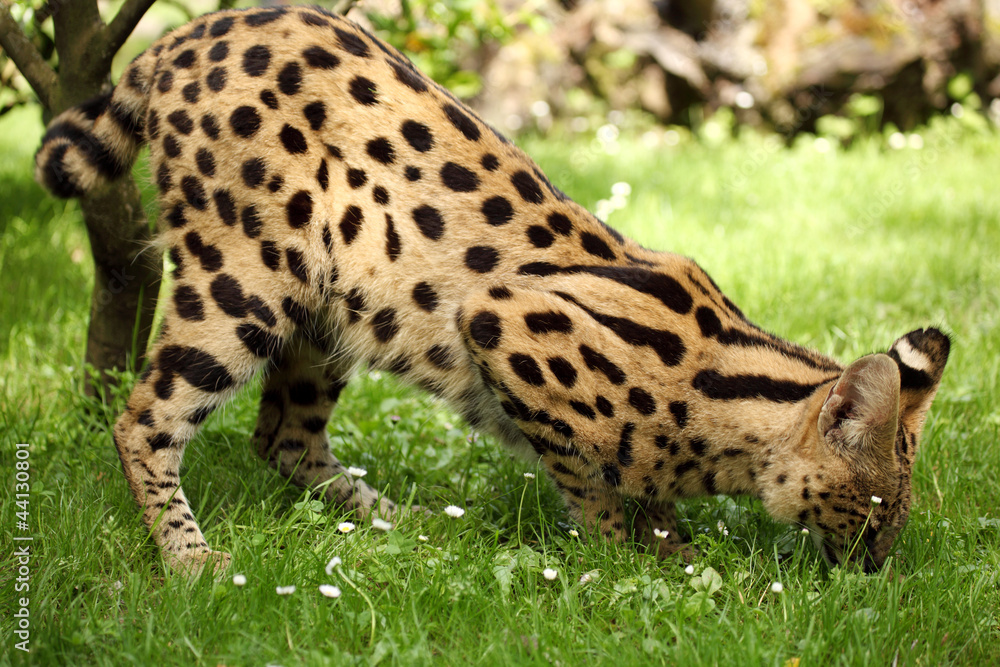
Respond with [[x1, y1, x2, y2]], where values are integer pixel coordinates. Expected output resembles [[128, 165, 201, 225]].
[[104, 0, 156, 56], [0, 3, 56, 108]]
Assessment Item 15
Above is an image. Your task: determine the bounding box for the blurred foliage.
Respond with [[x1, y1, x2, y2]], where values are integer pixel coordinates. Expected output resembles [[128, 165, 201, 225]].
[[364, 0, 542, 99]]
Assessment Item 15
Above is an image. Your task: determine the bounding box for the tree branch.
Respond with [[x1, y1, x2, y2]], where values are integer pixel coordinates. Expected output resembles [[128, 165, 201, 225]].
[[0, 3, 56, 109], [104, 0, 157, 56]]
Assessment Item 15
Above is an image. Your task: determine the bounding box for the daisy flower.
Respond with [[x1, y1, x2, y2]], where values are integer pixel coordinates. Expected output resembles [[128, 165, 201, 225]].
[[276, 585, 296, 595], [337, 521, 356, 533], [232, 574, 247, 587], [523, 472, 536, 480], [444, 505, 465, 518], [371, 518, 393, 531], [771, 581, 784, 594], [325, 556, 342, 575], [319, 584, 342, 598], [347, 466, 367, 478], [542, 568, 558, 581], [871, 496, 882, 505], [684, 565, 695, 575]]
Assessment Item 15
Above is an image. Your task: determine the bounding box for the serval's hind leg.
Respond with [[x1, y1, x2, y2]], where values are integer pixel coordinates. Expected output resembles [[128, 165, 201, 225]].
[[253, 337, 403, 520]]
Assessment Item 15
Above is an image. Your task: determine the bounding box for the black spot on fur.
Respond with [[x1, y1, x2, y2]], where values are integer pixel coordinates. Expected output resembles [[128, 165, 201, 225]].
[[174, 285, 205, 321], [181, 176, 207, 210], [412, 282, 438, 312], [163, 134, 181, 158], [482, 196, 514, 226], [628, 387, 656, 416], [242, 45, 271, 77], [511, 170, 544, 204], [335, 26, 370, 57], [287, 190, 313, 228], [167, 109, 194, 135], [230, 106, 261, 138], [286, 248, 308, 283], [372, 308, 400, 343], [209, 41, 229, 62], [304, 101, 326, 130], [402, 120, 434, 152], [488, 286, 512, 300], [527, 225, 554, 248], [158, 345, 234, 393], [344, 288, 366, 322], [580, 232, 617, 261], [289, 381, 318, 405], [246, 8, 285, 26], [579, 345, 625, 385], [426, 344, 455, 370], [182, 81, 200, 104], [689, 438, 707, 456], [349, 76, 378, 105], [595, 395, 614, 417], [157, 70, 173, 93], [137, 409, 155, 427], [280, 124, 307, 154], [570, 401, 595, 419], [196, 148, 216, 177], [509, 354, 545, 386], [316, 159, 329, 190], [184, 231, 223, 272], [669, 401, 688, 429], [207, 67, 227, 92], [277, 61, 302, 95], [383, 214, 401, 261], [260, 241, 280, 270], [465, 246, 499, 273], [241, 158, 266, 188], [548, 212, 573, 235], [281, 296, 310, 326], [525, 311, 572, 335], [413, 205, 444, 240], [442, 103, 480, 141], [441, 162, 479, 192], [602, 464, 621, 487], [366, 137, 395, 164], [469, 311, 502, 349], [546, 357, 577, 388], [174, 49, 196, 69], [617, 423, 636, 466], [303, 45, 340, 69], [693, 370, 829, 403], [148, 433, 175, 452], [210, 16, 234, 37], [347, 168, 367, 189], [405, 166, 421, 181], [481, 153, 499, 171], [200, 113, 220, 139], [391, 60, 427, 92], [210, 273, 247, 318], [339, 205, 363, 244], [373, 186, 390, 205], [167, 205, 187, 230]]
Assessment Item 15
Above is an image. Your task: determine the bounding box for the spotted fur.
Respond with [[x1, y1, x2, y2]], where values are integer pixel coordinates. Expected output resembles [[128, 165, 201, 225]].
[[35, 6, 949, 575]]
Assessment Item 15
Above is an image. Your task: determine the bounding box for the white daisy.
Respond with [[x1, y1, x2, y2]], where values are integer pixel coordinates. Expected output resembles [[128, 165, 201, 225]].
[[276, 585, 296, 595], [444, 505, 465, 518], [337, 521, 356, 533], [542, 568, 558, 581], [684, 565, 695, 575], [771, 581, 784, 594], [232, 574, 247, 587], [568, 529, 579, 538], [325, 556, 342, 575], [417, 535, 428, 542], [523, 472, 536, 480], [319, 584, 342, 598], [653, 528, 670, 539], [871, 496, 883, 505], [347, 466, 367, 478], [371, 518, 393, 531]]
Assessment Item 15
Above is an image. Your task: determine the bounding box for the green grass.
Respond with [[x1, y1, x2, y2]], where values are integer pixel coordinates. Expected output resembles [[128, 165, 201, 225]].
[[1, 103, 998, 665]]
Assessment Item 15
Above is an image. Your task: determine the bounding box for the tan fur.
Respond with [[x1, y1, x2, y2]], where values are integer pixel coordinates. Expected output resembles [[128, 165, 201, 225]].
[[35, 6, 948, 575]]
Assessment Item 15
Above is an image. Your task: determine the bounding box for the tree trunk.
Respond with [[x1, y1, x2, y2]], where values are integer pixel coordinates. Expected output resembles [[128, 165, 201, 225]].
[[45, 0, 161, 398]]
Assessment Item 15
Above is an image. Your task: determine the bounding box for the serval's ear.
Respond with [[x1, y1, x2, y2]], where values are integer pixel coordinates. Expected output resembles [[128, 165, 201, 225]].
[[818, 354, 900, 473], [886, 328, 950, 460]]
